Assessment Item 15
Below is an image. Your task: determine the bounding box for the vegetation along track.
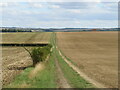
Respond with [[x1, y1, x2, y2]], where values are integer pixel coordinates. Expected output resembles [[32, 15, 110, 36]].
[[51, 33, 94, 88]]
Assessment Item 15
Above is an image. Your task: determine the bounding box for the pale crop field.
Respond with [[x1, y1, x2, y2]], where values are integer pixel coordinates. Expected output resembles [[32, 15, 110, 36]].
[[56, 31, 118, 88], [1, 32, 51, 44]]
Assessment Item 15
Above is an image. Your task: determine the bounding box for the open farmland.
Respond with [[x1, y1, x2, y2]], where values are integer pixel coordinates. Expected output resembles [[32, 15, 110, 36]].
[[1, 32, 51, 44], [1, 32, 51, 85], [56, 31, 118, 88]]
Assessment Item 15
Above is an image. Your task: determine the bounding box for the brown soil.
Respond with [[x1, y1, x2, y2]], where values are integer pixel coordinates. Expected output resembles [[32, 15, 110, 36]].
[[56, 31, 118, 88]]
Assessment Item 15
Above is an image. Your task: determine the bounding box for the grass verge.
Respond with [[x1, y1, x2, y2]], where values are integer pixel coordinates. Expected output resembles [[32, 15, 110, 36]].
[[53, 33, 94, 88]]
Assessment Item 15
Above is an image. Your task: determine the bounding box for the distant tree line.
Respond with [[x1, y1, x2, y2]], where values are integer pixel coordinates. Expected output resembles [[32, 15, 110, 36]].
[[1, 28, 32, 32]]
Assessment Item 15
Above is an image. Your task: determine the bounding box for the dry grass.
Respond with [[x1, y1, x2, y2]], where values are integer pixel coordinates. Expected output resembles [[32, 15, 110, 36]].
[[29, 62, 45, 78], [56, 31, 118, 88]]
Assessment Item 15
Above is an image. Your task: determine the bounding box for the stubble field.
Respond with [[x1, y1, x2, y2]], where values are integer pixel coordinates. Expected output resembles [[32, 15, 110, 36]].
[[56, 31, 118, 88]]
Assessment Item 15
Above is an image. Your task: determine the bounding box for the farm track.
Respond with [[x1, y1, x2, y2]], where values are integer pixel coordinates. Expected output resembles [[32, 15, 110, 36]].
[[52, 33, 94, 88], [55, 57, 71, 88]]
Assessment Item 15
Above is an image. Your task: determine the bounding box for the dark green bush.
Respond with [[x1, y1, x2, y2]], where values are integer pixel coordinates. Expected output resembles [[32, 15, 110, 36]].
[[30, 44, 52, 66]]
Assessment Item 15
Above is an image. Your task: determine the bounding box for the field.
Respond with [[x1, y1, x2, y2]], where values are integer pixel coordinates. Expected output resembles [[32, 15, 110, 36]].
[[2, 32, 51, 85], [2, 31, 118, 88], [56, 31, 118, 88], [1, 32, 51, 44], [2, 47, 32, 85], [2, 32, 95, 88]]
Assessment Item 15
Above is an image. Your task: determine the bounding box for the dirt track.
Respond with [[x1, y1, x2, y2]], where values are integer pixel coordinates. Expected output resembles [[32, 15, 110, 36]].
[[56, 31, 118, 88], [55, 57, 71, 88]]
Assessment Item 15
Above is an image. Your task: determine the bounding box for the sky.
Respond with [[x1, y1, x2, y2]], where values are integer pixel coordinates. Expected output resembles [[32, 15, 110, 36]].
[[0, 1, 118, 28]]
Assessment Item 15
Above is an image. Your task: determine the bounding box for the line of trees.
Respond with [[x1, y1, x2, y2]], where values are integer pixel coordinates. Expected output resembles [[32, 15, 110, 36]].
[[1, 28, 32, 32]]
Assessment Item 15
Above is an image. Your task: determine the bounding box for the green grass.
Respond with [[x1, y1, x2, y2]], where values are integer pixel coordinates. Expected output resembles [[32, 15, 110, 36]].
[[52, 33, 94, 88], [5, 52, 57, 88], [55, 49, 94, 88]]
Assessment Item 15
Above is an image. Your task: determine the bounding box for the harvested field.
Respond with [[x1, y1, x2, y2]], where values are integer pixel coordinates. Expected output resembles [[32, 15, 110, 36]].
[[2, 47, 32, 85], [56, 31, 118, 88], [1, 32, 51, 44]]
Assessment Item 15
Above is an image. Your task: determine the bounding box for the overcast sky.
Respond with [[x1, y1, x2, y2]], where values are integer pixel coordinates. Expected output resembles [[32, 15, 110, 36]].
[[0, 1, 118, 28]]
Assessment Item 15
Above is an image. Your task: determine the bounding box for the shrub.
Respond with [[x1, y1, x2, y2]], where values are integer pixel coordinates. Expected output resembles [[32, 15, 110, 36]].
[[24, 44, 52, 67]]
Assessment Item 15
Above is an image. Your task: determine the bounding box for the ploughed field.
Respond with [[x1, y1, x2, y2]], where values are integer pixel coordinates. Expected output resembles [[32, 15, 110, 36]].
[[56, 31, 118, 88], [1, 32, 51, 85]]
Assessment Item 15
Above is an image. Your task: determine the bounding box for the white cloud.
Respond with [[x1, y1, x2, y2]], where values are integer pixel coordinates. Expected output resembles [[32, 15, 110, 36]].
[[31, 3, 43, 8], [0, 3, 8, 7], [2, 0, 119, 2], [1, 2, 117, 28], [50, 5, 60, 8], [68, 9, 81, 13]]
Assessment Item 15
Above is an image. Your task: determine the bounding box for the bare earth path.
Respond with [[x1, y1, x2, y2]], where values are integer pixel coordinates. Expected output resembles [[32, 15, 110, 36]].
[[55, 57, 71, 88]]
